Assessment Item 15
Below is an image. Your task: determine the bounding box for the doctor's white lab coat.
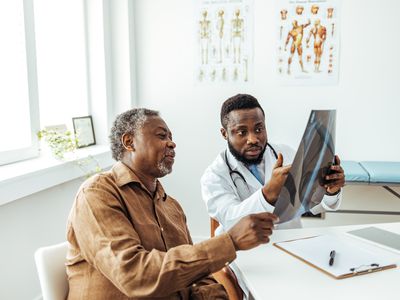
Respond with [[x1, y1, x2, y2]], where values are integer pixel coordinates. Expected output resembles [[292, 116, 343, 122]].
[[201, 143, 342, 234]]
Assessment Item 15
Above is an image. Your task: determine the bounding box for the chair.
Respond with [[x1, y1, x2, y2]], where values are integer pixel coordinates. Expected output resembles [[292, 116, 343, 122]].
[[34, 242, 69, 300], [211, 218, 243, 300], [33, 236, 241, 300]]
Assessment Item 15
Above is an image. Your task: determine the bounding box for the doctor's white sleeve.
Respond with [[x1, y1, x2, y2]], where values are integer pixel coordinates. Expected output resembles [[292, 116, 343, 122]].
[[201, 170, 274, 232], [310, 191, 342, 215]]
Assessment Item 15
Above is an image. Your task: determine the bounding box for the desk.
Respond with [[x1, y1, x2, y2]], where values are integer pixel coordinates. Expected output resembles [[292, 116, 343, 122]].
[[233, 222, 400, 300]]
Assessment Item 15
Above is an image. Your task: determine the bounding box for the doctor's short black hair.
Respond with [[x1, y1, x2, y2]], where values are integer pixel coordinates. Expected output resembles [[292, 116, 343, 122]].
[[109, 108, 159, 161], [220, 94, 265, 129]]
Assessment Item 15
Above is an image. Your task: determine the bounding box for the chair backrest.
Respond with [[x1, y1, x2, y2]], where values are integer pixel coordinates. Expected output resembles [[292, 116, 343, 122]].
[[34, 242, 69, 300], [210, 218, 243, 300]]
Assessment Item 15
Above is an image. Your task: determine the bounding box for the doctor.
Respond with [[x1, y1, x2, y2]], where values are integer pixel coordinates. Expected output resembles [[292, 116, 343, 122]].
[[201, 94, 345, 235]]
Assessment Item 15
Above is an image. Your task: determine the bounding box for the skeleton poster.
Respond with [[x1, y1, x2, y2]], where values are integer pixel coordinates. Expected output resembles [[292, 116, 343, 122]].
[[196, 0, 253, 83], [276, 0, 341, 85]]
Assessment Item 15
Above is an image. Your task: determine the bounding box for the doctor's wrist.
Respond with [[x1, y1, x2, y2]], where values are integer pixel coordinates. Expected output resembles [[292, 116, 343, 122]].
[[325, 188, 341, 196], [261, 187, 277, 206]]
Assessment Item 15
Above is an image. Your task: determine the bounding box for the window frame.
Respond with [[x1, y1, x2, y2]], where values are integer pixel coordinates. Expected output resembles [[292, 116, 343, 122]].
[[0, 0, 137, 206], [0, 0, 40, 166]]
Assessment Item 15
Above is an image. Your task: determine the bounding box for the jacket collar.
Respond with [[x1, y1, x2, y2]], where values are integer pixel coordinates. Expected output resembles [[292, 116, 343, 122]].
[[112, 161, 167, 200]]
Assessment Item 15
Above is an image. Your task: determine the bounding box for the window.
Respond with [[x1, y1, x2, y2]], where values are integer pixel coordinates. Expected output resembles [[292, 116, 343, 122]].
[[0, 0, 39, 165], [0, 0, 89, 166], [34, 0, 89, 127], [0, 1, 136, 205]]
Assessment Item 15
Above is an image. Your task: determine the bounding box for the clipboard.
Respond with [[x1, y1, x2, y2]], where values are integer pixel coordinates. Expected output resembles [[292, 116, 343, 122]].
[[273, 233, 398, 279]]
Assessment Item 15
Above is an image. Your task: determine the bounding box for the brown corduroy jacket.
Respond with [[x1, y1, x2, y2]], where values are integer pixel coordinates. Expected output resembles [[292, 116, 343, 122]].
[[66, 162, 236, 299]]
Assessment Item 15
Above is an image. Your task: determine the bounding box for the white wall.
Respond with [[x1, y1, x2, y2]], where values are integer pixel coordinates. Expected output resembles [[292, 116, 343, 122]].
[[134, 0, 400, 236], [0, 179, 82, 300]]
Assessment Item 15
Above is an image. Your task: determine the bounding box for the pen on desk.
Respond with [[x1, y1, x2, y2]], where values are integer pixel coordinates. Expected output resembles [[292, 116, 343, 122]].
[[329, 250, 336, 266]]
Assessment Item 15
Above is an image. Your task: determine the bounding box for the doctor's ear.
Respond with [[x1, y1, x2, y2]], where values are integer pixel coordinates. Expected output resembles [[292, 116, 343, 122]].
[[121, 133, 135, 151], [220, 128, 228, 140]]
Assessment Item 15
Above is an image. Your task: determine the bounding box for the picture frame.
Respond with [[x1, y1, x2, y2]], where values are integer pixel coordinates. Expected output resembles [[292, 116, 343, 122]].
[[72, 116, 96, 148]]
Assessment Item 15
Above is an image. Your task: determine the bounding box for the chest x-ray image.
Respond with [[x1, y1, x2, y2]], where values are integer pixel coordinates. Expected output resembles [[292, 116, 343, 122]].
[[274, 110, 336, 223]]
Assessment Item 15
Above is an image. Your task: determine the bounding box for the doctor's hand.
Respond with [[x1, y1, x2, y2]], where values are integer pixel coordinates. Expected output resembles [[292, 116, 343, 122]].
[[227, 212, 278, 251], [324, 155, 345, 195], [262, 153, 291, 205]]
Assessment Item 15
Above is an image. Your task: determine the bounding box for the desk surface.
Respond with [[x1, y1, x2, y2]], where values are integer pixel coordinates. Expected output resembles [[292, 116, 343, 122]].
[[233, 222, 400, 300]]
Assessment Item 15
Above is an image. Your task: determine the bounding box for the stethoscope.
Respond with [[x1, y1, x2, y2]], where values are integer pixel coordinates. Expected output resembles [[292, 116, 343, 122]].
[[225, 143, 278, 188]]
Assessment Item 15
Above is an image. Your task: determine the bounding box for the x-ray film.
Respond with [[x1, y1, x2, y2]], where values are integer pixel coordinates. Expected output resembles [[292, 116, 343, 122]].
[[273, 110, 336, 223]]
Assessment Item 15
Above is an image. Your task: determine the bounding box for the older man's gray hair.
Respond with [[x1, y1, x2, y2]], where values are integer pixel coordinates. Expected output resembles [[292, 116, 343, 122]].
[[109, 108, 159, 161]]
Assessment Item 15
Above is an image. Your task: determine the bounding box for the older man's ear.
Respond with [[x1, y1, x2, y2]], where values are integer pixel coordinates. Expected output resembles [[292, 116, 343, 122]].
[[122, 134, 135, 151]]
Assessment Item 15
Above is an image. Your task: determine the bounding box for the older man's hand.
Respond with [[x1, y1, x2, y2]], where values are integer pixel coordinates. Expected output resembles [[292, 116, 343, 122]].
[[227, 212, 278, 251]]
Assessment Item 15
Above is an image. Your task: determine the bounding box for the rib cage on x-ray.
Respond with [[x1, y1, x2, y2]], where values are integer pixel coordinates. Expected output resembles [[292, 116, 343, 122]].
[[274, 110, 336, 224]]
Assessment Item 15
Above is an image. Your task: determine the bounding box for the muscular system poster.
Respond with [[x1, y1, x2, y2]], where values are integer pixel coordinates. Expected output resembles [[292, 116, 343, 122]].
[[196, 0, 253, 83], [276, 0, 341, 85]]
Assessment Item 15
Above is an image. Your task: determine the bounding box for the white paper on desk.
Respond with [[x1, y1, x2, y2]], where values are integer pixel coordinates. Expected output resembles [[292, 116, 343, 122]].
[[275, 234, 400, 278]]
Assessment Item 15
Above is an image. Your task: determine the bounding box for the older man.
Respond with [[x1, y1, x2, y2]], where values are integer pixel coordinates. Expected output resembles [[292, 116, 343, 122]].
[[66, 108, 277, 299]]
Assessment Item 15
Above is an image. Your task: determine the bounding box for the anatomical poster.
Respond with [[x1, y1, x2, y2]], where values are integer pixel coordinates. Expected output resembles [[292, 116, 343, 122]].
[[196, 0, 253, 83], [276, 0, 341, 85]]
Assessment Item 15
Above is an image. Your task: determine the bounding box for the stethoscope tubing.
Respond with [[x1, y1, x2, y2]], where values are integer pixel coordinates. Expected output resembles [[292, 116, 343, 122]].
[[225, 143, 278, 187]]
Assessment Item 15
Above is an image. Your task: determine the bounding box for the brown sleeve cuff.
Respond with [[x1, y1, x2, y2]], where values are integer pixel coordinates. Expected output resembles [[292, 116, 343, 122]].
[[196, 233, 237, 274]]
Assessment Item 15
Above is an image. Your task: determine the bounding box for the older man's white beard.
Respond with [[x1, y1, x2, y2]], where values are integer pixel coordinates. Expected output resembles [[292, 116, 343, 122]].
[[157, 161, 172, 176]]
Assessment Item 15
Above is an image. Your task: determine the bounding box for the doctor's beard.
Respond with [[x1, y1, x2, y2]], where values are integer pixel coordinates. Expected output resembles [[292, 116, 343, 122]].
[[227, 140, 267, 165]]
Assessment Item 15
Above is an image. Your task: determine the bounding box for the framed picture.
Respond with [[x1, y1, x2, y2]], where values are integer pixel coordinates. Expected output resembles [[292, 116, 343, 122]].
[[72, 116, 96, 148]]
